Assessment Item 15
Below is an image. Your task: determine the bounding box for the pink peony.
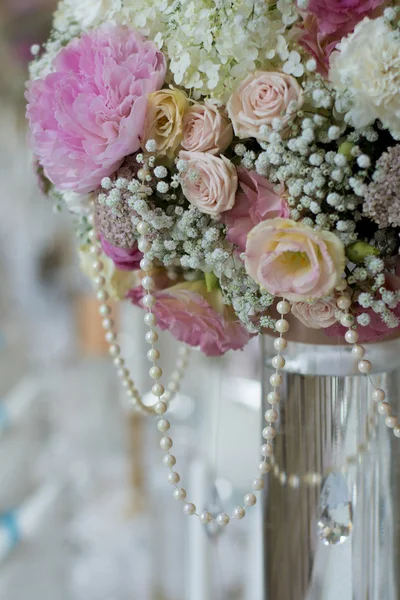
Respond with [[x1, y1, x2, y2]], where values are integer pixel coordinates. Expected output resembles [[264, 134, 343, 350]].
[[298, 15, 341, 77], [128, 279, 252, 356], [100, 236, 143, 271], [306, 0, 386, 35], [245, 218, 345, 302], [26, 24, 166, 194], [222, 168, 289, 252]]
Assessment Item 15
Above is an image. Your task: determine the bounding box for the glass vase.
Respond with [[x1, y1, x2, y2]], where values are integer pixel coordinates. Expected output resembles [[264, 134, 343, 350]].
[[261, 331, 400, 600]]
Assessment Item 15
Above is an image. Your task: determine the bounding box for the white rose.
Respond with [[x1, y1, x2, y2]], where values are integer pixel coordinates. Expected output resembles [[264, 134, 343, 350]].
[[330, 18, 400, 138]]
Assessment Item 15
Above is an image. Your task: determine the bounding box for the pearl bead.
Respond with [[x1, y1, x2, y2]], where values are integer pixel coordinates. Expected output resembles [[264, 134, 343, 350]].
[[174, 488, 186, 501], [144, 313, 157, 327], [168, 472, 180, 485], [358, 359, 372, 374], [288, 475, 300, 488], [99, 304, 111, 316], [340, 314, 355, 328], [167, 381, 179, 393], [261, 443, 273, 457], [96, 290, 109, 302], [143, 294, 156, 308], [160, 436, 173, 451], [157, 419, 170, 433], [275, 319, 289, 334], [138, 239, 151, 253], [137, 221, 150, 235], [216, 513, 230, 526], [138, 168, 150, 181], [109, 344, 121, 357], [336, 279, 348, 292], [378, 402, 392, 416], [258, 461, 270, 474], [122, 378, 133, 389], [270, 373, 282, 387], [153, 383, 165, 398], [336, 295, 351, 310], [183, 503, 196, 516], [141, 276, 154, 291], [92, 260, 104, 272], [94, 276, 106, 289], [113, 357, 124, 367], [140, 258, 154, 272], [171, 371, 182, 382], [372, 388, 385, 402], [352, 345, 366, 359], [244, 493, 257, 507], [163, 454, 176, 467], [147, 348, 160, 362], [145, 330, 158, 344], [117, 367, 129, 378], [345, 329, 358, 344], [161, 391, 172, 402], [199, 511, 212, 525], [102, 318, 114, 330], [272, 355, 285, 369], [105, 331, 116, 343], [262, 426, 276, 439], [274, 337, 287, 352], [277, 300, 290, 315], [149, 366, 163, 379], [394, 426, 400, 439], [155, 401, 167, 415], [252, 478, 264, 491], [265, 409, 278, 423], [267, 391, 280, 404], [232, 506, 246, 520], [385, 416, 398, 429]]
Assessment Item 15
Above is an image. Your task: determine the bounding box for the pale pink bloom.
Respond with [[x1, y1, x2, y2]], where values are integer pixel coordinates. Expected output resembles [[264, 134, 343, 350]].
[[181, 100, 233, 155], [244, 218, 345, 302], [227, 71, 304, 140], [179, 151, 238, 216], [100, 236, 143, 271], [306, 0, 386, 35], [291, 298, 338, 329], [222, 168, 289, 252], [26, 23, 166, 194], [128, 280, 252, 356], [298, 15, 341, 77]]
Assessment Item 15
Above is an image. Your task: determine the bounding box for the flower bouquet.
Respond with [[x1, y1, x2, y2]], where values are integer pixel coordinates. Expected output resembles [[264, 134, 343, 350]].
[[26, 0, 400, 527]]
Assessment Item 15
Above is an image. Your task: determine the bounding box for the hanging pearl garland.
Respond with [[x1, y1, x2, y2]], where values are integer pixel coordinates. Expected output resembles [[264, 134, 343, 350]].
[[87, 161, 399, 526], [86, 216, 190, 417]]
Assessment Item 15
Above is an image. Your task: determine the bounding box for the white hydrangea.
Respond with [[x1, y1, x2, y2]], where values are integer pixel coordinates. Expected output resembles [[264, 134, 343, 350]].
[[54, 0, 121, 31], [330, 17, 400, 139], [117, 0, 293, 99], [62, 190, 93, 215]]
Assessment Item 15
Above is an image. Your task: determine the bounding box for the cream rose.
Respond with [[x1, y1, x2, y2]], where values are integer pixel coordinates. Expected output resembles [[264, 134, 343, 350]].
[[181, 100, 233, 155], [227, 71, 304, 140], [143, 88, 189, 158], [291, 298, 338, 329], [244, 218, 345, 302], [179, 151, 238, 216]]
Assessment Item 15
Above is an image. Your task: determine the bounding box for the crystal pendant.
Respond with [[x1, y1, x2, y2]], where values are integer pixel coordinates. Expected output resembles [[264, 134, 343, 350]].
[[317, 472, 353, 546]]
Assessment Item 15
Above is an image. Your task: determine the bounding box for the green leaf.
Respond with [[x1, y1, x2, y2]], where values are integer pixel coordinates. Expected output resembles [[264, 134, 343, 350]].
[[205, 272, 219, 292]]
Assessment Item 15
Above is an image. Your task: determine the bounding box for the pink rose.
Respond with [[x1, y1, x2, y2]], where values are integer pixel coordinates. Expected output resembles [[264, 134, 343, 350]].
[[181, 100, 233, 155], [128, 280, 252, 356], [179, 151, 238, 216], [298, 15, 341, 78], [227, 71, 304, 140], [100, 236, 143, 271], [222, 168, 289, 252], [306, 0, 386, 36], [245, 218, 345, 302], [291, 298, 338, 329], [26, 24, 166, 194]]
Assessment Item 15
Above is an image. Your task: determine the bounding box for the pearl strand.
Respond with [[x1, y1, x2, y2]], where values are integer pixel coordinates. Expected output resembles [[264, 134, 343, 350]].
[[87, 218, 189, 416], [338, 291, 400, 438]]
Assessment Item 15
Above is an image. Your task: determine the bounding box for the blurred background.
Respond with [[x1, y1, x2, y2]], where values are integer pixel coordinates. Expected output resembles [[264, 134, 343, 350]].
[[0, 2, 263, 599]]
